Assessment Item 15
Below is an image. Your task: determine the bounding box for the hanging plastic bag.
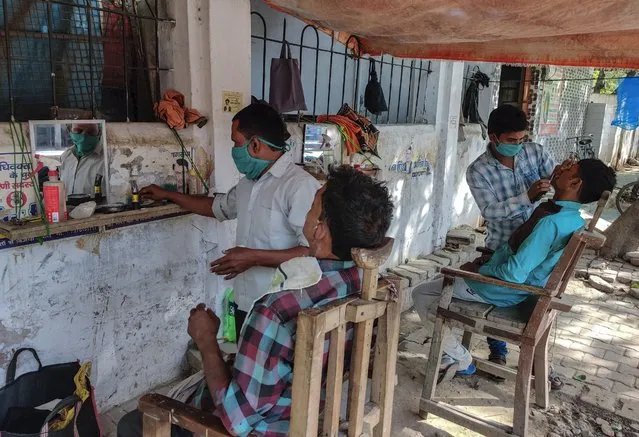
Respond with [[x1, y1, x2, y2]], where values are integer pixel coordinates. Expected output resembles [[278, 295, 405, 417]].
[[269, 40, 307, 114], [364, 60, 388, 115], [222, 288, 237, 343], [612, 75, 639, 131]]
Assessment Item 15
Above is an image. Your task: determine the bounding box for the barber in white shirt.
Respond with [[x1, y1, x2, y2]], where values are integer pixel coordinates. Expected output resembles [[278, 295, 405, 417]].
[[140, 103, 321, 329]]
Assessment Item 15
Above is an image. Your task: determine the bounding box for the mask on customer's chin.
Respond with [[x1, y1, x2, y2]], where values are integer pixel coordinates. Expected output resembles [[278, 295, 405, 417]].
[[70, 132, 100, 157]]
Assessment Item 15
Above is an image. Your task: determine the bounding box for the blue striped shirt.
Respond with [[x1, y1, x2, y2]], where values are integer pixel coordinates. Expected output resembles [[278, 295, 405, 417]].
[[466, 142, 555, 250]]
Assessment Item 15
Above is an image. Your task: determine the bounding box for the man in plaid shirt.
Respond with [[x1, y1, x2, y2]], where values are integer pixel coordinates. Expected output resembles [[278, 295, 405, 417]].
[[466, 105, 555, 368], [117, 166, 394, 437]]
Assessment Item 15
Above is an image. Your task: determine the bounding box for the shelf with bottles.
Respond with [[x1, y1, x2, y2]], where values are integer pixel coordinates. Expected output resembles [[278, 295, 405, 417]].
[[0, 202, 189, 242]]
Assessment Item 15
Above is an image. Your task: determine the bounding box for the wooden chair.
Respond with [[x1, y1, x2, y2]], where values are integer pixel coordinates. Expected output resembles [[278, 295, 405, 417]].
[[418, 192, 610, 437], [139, 237, 402, 437]]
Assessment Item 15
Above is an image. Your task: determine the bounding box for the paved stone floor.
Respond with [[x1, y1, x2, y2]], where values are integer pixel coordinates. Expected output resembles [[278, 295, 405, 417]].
[[551, 252, 639, 421]]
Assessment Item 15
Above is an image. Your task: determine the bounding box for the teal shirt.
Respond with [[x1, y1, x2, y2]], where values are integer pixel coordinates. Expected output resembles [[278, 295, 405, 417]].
[[467, 201, 585, 307]]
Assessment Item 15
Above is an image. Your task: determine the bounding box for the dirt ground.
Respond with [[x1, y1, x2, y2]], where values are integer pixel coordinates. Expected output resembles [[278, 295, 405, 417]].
[[390, 311, 639, 437]]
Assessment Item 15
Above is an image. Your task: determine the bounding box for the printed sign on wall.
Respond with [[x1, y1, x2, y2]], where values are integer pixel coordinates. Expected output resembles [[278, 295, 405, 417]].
[[388, 147, 432, 178], [0, 152, 38, 222], [539, 67, 565, 136], [222, 91, 243, 114]]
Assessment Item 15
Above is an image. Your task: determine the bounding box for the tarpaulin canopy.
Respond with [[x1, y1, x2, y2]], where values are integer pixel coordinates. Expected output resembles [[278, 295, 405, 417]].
[[264, 0, 639, 68]]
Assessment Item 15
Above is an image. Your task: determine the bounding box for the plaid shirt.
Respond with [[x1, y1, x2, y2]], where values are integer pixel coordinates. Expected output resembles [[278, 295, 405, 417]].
[[210, 259, 361, 436], [466, 142, 555, 250]]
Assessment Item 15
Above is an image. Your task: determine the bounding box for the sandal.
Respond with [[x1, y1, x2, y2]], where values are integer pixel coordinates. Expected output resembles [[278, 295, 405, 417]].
[[438, 362, 477, 384], [549, 373, 564, 390], [438, 362, 459, 384]]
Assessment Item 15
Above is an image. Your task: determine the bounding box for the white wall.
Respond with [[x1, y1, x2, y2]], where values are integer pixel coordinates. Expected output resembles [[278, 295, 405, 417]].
[[342, 122, 485, 267], [451, 124, 485, 228], [0, 213, 219, 408], [585, 94, 639, 168]]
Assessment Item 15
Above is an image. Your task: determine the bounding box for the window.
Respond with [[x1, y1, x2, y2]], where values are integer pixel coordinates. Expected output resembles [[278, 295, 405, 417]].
[[0, 0, 173, 122]]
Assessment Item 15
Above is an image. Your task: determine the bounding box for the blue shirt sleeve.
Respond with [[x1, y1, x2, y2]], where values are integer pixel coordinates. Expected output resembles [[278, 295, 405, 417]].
[[479, 217, 558, 284]]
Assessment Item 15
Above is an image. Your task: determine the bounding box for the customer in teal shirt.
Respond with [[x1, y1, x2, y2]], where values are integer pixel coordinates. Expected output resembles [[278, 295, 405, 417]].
[[468, 199, 586, 307], [413, 158, 616, 375], [467, 158, 616, 306]]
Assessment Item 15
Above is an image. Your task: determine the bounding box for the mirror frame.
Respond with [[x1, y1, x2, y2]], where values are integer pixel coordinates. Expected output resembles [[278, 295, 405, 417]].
[[29, 119, 109, 203]]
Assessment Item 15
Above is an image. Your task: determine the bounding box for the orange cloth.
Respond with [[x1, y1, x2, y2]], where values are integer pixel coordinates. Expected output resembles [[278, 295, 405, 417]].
[[154, 90, 205, 130], [316, 114, 362, 155]]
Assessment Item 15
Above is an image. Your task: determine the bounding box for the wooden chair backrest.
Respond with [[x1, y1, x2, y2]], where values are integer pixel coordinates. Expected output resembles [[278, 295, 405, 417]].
[[543, 191, 610, 298], [290, 237, 398, 437]]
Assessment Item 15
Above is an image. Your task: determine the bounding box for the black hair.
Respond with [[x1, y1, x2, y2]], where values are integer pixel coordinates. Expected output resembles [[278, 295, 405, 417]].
[[487, 104, 528, 137], [322, 166, 394, 260], [577, 159, 616, 204], [232, 103, 290, 151]]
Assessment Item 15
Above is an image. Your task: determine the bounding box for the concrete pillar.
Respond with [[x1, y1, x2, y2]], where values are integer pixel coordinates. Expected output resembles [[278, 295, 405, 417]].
[[208, 0, 251, 192], [168, 0, 251, 305], [431, 61, 465, 248]]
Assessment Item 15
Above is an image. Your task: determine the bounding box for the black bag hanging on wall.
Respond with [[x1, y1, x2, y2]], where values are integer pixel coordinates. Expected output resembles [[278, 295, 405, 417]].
[[364, 60, 388, 115], [268, 40, 308, 114], [0, 349, 101, 437]]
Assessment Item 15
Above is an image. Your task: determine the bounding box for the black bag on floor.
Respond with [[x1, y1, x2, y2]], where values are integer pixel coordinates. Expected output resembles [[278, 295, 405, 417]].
[[0, 349, 100, 437]]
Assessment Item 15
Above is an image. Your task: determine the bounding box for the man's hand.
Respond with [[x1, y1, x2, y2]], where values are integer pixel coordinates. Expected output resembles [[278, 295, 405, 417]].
[[188, 304, 220, 352], [140, 184, 170, 201], [472, 254, 492, 267], [527, 179, 551, 202], [460, 261, 481, 273], [210, 247, 260, 280]]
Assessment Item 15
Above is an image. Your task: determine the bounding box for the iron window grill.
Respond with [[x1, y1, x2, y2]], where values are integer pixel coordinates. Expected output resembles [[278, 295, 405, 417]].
[[0, 0, 174, 122], [251, 12, 433, 124]]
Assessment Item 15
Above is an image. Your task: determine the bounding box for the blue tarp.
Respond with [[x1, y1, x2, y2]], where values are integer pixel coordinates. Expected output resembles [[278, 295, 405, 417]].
[[611, 76, 639, 131]]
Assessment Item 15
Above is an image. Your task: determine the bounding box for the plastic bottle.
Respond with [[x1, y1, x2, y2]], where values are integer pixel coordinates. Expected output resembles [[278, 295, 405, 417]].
[[94, 174, 103, 203], [130, 169, 140, 209], [43, 170, 67, 223], [174, 164, 185, 193], [188, 168, 199, 195], [163, 171, 178, 192]]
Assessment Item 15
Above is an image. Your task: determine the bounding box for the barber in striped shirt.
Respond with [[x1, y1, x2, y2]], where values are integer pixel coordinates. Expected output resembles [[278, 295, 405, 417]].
[[465, 104, 555, 368]]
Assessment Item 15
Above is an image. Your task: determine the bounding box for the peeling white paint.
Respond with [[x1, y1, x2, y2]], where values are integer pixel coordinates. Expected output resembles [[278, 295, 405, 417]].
[[0, 215, 214, 408], [288, 121, 485, 267]]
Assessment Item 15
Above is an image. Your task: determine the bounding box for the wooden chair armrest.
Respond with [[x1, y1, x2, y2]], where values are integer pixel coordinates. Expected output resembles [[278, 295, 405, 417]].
[[476, 247, 495, 255], [439, 267, 552, 296], [138, 393, 231, 437], [577, 231, 606, 249]]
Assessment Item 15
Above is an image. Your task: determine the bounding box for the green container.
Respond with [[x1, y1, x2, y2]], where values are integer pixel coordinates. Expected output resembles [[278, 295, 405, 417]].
[[222, 287, 237, 343]]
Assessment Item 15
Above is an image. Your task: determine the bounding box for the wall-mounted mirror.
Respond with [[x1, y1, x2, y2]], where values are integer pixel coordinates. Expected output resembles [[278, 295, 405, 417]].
[[29, 120, 108, 202], [302, 124, 341, 174]]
